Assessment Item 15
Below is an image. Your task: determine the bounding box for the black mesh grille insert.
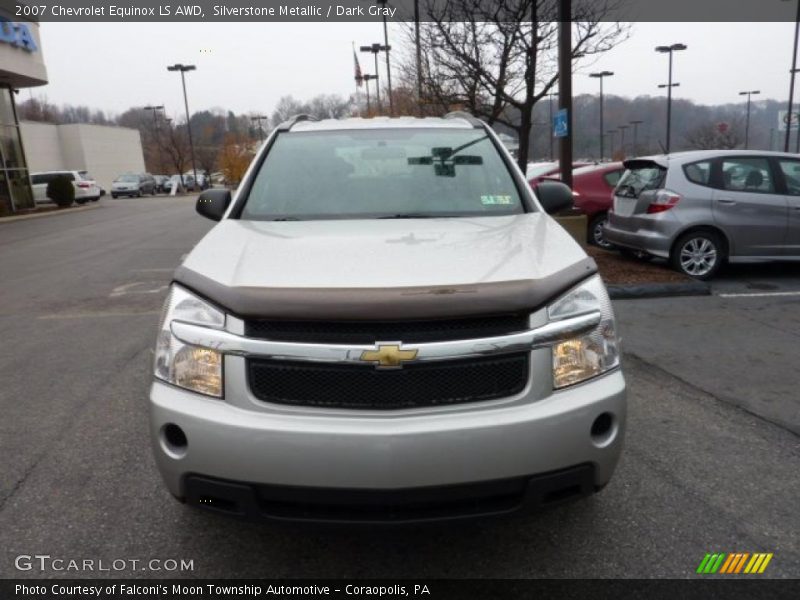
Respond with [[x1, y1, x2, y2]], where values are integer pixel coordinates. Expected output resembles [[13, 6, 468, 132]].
[[244, 315, 529, 344], [247, 354, 530, 409]]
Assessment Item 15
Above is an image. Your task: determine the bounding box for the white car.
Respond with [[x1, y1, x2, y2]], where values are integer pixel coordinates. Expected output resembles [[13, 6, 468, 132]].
[[30, 171, 101, 204]]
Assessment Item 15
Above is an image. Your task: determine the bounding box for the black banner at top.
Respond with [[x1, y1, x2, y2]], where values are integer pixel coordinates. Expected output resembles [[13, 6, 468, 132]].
[[1, 0, 799, 23]]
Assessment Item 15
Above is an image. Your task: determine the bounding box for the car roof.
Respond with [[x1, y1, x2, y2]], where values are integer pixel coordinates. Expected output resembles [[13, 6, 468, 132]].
[[289, 116, 477, 132], [627, 149, 800, 168]]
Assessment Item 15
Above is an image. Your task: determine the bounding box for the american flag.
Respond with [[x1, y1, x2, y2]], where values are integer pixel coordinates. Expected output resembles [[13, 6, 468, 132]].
[[353, 45, 363, 87]]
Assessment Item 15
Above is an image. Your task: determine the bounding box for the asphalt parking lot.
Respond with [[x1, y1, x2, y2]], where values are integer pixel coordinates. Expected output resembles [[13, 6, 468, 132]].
[[1, 196, 798, 579]]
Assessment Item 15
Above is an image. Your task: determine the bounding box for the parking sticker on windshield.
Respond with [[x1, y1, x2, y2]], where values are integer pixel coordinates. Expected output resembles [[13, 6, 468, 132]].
[[481, 195, 513, 205]]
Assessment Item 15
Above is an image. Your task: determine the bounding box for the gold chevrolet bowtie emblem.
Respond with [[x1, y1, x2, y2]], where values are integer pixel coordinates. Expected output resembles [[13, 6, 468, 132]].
[[360, 344, 419, 369]]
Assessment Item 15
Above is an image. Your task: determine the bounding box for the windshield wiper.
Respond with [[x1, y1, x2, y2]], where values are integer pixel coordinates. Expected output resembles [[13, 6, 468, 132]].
[[377, 213, 457, 219]]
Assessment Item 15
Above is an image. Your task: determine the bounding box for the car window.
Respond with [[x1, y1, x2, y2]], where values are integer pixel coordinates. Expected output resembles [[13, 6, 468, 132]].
[[720, 158, 774, 193], [615, 162, 666, 198], [603, 170, 623, 187], [777, 159, 800, 196], [31, 174, 45, 185], [241, 128, 526, 220], [683, 160, 712, 186]]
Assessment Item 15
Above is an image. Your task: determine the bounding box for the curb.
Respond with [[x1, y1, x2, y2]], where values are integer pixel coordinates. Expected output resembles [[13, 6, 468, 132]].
[[0, 203, 102, 224], [608, 281, 711, 300]]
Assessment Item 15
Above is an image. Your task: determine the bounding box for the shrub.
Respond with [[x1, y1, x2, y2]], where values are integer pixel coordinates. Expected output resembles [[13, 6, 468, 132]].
[[47, 176, 75, 208]]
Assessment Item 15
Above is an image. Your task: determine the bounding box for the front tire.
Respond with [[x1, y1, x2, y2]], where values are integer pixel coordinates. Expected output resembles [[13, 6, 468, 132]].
[[111, 193, 118, 199], [671, 230, 724, 280]]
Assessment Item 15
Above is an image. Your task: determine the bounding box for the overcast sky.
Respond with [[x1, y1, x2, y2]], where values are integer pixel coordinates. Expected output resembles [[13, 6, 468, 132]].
[[34, 21, 797, 120]]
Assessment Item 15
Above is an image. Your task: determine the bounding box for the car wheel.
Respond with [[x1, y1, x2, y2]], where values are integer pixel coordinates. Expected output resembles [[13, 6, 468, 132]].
[[588, 213, 614, 249], [671, 230, 724, 280], [620, 248, 653, 262], [136, 189, 142, 198], [111, 193, 117, 199]]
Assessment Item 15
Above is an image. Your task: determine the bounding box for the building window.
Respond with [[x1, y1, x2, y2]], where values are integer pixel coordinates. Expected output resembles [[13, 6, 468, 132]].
[[0, 86, 33, 213]]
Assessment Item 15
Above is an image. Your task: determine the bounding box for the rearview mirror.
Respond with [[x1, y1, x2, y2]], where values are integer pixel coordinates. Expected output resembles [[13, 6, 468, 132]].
[[196, 189, 231, 222], [536, 180, 574, 215]]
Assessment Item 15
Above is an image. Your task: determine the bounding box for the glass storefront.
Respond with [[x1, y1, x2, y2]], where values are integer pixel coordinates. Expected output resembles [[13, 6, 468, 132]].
[[0, 86, 32, 216]]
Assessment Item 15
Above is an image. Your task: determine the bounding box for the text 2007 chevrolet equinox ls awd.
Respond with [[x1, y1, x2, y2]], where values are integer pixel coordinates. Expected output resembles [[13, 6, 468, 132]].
[[149, 113, 626, 523]]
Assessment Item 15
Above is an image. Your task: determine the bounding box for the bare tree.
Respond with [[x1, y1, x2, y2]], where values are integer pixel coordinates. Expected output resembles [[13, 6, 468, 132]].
[[685, 119, 745, 150], [161, 123, 191, 179], [397, 0, 629, 170]]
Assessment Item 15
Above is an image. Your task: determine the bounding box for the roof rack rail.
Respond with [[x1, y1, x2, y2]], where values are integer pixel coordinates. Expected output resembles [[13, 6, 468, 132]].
[[443, 111, 484, 128], [275, 113, 319, 131]]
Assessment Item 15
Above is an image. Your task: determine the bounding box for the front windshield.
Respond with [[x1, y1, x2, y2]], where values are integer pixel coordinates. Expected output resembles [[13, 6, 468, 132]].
[[118, 174, 138, 182], [240, 128, 526, 220]]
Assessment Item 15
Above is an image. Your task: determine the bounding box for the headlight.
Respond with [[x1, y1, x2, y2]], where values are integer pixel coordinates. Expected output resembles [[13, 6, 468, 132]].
[[547, 275, 620, 389], [154, 285, 225, 397]]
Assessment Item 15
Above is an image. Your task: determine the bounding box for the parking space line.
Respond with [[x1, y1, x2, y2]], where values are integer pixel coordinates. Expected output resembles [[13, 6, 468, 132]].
[[717, 291, 800, 298]]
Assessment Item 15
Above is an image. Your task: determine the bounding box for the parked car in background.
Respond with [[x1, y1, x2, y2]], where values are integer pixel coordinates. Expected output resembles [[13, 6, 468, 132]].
[[31, 171, 101, 204], [111, 173, 156, 198], [154, 175, 170, 193], [526, 161, 593, 188], [569, 162, 625, 248], [604, 150, 800, 279]]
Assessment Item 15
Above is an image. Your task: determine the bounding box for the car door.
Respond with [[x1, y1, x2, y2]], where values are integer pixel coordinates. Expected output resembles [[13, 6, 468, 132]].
[[711, 156, 789, 257], [30, 173, 48, 203], [774, 158, 800, 256]]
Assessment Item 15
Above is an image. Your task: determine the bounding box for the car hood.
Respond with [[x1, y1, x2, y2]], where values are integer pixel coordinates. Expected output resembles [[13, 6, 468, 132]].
[[175, 214, 596, 319]]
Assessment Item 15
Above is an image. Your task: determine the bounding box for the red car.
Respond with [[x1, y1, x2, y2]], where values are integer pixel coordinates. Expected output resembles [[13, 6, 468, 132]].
[[526, 161, 592, 187], [569, 162, 625, 247]]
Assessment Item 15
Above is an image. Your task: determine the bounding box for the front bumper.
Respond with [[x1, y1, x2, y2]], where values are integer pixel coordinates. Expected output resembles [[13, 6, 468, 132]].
[[149, 367, 626, 521]]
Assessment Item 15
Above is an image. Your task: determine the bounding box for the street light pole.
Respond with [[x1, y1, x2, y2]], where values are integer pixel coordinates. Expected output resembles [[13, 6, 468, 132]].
[[589, 71, 614, 161], [376, 0, 394, 115], [618, 124, 629, 158], [360, 44, 389, 114], [607, 129, 617, 158], [656, 43, 687, 154], [784, 0, 800, 152], [167, 63, 198, 186], [630, 120, 644, 156], [363, 74, 377, 114], [738, 90, 760, 149], [250, 115, 268, 143], [414, 0, 422, 110], [143, 105, 164, 172]]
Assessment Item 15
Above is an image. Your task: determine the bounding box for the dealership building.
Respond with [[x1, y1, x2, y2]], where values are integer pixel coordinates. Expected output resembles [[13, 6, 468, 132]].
[[0, 15, 145, 216]]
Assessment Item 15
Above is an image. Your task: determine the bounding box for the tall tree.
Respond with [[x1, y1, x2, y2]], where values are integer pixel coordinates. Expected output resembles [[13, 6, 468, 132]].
[[400, 0, 629, 170]]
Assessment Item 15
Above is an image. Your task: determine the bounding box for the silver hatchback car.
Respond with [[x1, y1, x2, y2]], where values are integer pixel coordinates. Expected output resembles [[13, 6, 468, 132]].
[[604, 150, 800, 279]]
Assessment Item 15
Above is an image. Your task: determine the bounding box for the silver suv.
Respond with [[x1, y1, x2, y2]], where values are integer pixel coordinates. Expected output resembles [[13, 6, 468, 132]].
[[605, 150, 800, 279], [149, 114, 626, 523]]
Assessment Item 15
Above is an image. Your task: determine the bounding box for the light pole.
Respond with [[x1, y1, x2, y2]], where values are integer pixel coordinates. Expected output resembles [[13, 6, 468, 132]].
[[630, 120, 644, 156], [362, 74, 378, 114], [250, 115, 268, 143], [784, 0, 800, 151], [589, 71, 614, 161], [607, 129, 618, 158], [143, 105, 164, 172], [167, 63, 198, 186], [655, 43, 687, 154], [618, 124, 629, 158], [360, 43, 389, 114], [375, 0, 394, 115], [738, 90, 760, 149]]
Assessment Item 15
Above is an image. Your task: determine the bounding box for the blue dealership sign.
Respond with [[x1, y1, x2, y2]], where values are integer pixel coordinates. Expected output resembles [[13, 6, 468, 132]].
[[0, 18, 38, 53], [553, 109, 568, 138]]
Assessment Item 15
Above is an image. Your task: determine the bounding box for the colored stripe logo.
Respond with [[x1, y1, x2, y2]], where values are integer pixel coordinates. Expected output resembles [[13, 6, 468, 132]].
[[697, 552, 773, 574]]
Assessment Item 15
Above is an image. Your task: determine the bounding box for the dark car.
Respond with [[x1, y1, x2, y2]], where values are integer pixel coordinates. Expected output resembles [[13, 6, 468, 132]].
[[153, 175, 170, 193], [111, 173, 156, 198]]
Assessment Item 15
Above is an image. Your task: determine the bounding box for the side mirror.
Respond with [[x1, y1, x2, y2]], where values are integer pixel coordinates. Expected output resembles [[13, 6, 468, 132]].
[[536, 180, 574, 215], [196, 189, 231, 222]]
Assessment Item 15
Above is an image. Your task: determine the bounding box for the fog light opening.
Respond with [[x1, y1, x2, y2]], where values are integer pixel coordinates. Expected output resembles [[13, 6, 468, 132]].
[[590, 412, 616, 447], [161, 423, 188, 458]]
